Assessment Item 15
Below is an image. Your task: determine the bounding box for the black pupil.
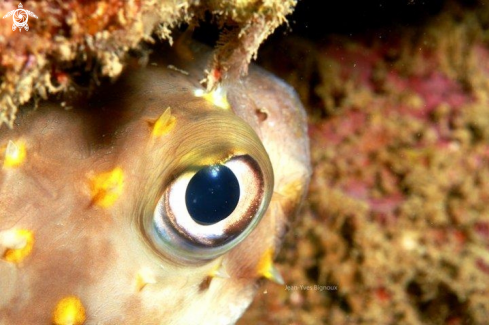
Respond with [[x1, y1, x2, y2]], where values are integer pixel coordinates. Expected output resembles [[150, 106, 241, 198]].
[[185, 165, 240, 225]]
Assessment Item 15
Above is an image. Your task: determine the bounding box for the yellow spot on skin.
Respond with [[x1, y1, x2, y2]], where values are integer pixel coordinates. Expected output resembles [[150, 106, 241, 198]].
[[135, 267, 157, 291], [3, 140, 26, 168], [52, 296, 86, 325], [194, 86, 230, 110], [208, 259, 229, 279], [90, 167, 124, 208], [257, 248, 284, 285], [2, 229, 34, 263], [152, 107, 176, 137]]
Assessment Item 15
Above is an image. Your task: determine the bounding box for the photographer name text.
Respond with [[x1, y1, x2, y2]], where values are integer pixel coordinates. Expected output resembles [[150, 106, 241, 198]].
[[285, 285, 338, 291]]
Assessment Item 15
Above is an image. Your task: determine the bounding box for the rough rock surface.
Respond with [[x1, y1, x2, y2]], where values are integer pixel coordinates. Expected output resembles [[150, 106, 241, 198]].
[[0, 0, 295, 126]]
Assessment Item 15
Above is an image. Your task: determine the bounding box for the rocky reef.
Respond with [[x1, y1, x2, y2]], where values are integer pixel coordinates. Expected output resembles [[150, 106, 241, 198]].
[[0, 0, 295, 126], [241, 1, 489, 324]]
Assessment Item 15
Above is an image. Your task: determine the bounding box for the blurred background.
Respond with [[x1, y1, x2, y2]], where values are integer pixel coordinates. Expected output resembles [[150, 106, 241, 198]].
[[238, 0, 489, 324]]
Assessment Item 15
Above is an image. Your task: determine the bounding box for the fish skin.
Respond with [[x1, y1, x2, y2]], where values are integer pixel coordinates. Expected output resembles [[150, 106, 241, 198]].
[[0, 44, 310, 325]]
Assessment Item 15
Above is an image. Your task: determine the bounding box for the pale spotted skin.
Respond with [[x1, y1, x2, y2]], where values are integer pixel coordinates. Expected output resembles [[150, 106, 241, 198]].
[[0, 43, 310, 324]]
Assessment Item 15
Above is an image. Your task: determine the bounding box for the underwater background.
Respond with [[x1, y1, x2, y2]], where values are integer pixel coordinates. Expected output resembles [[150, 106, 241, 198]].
[[241, 0, 489, 324]]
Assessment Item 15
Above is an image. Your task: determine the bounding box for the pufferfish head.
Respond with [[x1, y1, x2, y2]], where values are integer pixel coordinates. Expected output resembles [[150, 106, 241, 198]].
[[0, 43, 310, 324]]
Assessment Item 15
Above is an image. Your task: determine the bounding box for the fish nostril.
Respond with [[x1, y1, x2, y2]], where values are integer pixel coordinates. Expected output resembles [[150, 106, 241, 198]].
[[255, 108, 268, 122]]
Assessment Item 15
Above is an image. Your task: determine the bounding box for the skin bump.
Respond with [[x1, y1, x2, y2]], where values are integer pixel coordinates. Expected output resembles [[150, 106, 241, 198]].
[[208, 259, 229, 279], [135, 267, 157, 292], [1, 229, 34, 263], [52, 296, 86, 325], [151, 107, 177, 137], [200, 260, 230, 291], [3, 140, 26, 168], [256, 248, 284, 285], [89, 167, 125, 208], [194, 85, 230, 110]]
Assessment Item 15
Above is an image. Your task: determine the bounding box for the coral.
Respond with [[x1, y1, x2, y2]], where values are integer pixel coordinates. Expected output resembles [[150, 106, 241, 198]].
[[241, 2, 489, 324], [0, 0, 296, 126]]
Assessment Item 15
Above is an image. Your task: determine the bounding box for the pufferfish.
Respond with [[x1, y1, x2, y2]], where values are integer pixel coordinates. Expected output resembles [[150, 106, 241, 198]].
[[0, 42, 310, 324]]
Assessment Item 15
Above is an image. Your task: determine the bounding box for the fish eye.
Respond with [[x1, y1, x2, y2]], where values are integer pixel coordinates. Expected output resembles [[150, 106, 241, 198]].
[[146, 154, 271, 262], [185, 164, 240, 225]]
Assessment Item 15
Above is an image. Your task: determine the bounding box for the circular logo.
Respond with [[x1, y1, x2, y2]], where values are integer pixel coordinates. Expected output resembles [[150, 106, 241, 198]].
[[13, 9, 28, 28], [3, 3, 38, 32]]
